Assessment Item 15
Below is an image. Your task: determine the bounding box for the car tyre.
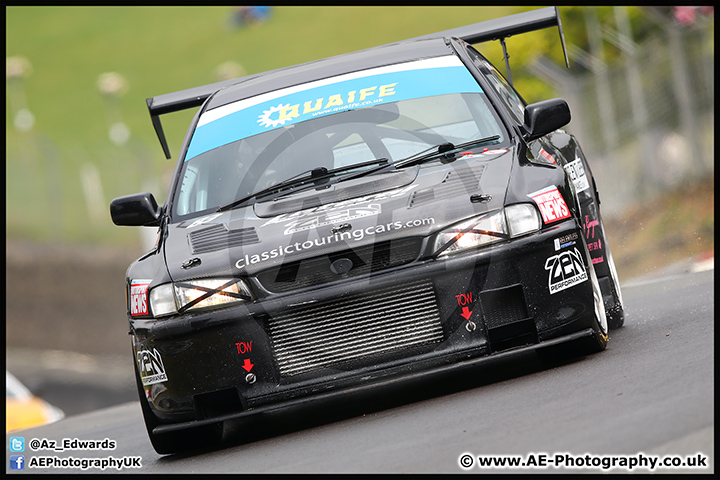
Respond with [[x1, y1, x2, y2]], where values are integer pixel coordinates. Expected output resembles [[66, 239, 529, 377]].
[[579, 261, 609, 353], [603, 244, 625, 329], [134, 362, 223, 455]]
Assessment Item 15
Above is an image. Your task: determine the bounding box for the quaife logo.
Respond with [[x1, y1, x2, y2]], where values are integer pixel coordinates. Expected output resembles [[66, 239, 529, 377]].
[[544, 247, 588, 294], [256, 83, 396, 129]]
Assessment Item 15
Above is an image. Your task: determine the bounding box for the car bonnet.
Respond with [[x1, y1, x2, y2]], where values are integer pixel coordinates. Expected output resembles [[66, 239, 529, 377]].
[[163, 148, 514, 282]]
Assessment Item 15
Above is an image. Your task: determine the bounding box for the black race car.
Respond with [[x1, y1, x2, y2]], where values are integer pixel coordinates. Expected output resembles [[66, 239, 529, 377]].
[[111, 7, 624, 454]]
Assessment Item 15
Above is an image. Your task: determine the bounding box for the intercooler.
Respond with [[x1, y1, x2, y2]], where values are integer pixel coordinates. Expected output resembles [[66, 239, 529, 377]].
[[267, 280, 444, 377]]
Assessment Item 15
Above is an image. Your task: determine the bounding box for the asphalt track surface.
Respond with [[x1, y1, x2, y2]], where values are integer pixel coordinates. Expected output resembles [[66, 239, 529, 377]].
[[6, 267, 714, 474]]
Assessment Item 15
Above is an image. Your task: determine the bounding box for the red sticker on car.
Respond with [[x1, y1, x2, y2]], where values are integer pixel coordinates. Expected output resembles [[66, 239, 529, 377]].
[[539, 148, 557, 164], [528, 186, 571, 224], [130, 280, 151, 316]]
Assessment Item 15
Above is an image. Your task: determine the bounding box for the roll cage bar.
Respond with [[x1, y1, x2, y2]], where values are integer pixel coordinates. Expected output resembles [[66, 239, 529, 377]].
[[146, 6, 569, 159]]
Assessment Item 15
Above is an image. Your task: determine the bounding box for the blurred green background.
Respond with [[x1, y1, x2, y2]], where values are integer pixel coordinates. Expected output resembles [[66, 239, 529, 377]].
[[6, 6, 524, 246], [6, 6, 714, 279]]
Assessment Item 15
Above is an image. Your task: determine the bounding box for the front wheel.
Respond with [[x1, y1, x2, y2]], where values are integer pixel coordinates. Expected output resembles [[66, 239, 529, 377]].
[[604, 245, 625, 329], [578, 261, 609, 353]]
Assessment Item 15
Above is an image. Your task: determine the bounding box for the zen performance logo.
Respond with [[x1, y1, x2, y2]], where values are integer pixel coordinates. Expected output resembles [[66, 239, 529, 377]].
[[544, 247, 588, 294], [136, 348, 168, 386]]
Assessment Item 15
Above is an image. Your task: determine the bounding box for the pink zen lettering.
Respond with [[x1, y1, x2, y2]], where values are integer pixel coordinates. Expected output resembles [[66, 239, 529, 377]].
[[584, 215, 599, 239]]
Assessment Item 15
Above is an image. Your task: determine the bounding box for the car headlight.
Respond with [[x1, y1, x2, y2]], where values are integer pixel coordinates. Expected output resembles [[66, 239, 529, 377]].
[[149, 278, 252, 317], [434, 209, 508, 256], [434, 204, 540, 257], [505, 203, 541, 238], [149, 283, 178, 317]]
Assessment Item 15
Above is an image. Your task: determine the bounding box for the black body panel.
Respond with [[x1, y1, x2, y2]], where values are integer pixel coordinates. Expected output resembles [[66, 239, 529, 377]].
[[114, 8, 620, 452]]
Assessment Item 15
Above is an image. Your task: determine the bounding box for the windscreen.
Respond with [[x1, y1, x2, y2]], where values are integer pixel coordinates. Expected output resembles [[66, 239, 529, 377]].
[[173, 56, 505, 219]]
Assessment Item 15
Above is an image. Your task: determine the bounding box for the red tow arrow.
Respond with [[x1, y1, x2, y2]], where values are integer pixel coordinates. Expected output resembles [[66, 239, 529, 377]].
[[242, 359, 254, 372], [460, 306, 473, 320]]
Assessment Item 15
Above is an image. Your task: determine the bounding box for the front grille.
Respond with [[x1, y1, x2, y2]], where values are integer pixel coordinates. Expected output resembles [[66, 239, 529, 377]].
[[188, 224, 259, 254], [268, 280, 444, 377], [257, 238, 422, 293]]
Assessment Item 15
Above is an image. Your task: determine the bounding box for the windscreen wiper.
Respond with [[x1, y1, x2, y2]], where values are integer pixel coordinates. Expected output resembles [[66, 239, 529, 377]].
[[394, 135, 501, 168], [338, 135, 502, 184], [216, 158, 388, 212]]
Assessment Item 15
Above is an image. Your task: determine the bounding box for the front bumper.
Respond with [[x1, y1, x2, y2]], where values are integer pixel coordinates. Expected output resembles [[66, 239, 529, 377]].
[[152, 327, 594, 435], [131, 221, 597, 427]]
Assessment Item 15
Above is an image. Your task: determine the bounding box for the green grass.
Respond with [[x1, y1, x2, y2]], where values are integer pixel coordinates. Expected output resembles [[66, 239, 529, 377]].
[[9, 6, 546, 247]]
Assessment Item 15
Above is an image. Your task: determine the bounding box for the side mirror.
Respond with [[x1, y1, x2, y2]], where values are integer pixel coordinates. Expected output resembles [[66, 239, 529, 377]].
[[523, 98, 571, 142], [110, 192, 161, 226]]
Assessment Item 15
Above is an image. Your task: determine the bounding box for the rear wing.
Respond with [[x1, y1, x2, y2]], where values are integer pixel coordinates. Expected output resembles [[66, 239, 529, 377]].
[[146, 75, 261, 159], [146, 6, 568, 159], [409, 6, 569, 86]]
